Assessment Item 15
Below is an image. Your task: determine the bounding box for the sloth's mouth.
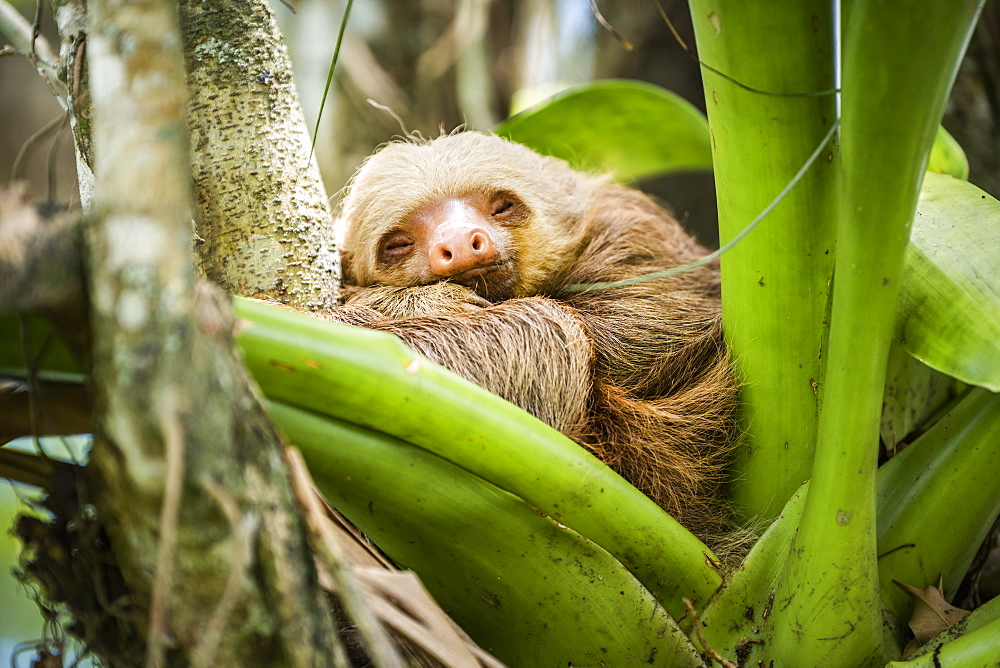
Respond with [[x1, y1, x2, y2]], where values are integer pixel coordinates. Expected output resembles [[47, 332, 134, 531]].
[[451, 261, 517, 302], [451, 266, 495, 281]]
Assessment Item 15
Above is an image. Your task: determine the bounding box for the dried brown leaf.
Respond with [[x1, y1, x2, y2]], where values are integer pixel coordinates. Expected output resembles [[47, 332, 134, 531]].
[[286, 447, 504, 668], [895, 579, 971, 658]]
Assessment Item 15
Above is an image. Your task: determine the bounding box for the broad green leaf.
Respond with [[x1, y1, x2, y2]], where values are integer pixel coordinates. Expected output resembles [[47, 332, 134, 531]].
[[927, 125, 970, 180], [899, 172, 1000, 391], [494, 79, 712, 181], [271, 402, 702, 667]]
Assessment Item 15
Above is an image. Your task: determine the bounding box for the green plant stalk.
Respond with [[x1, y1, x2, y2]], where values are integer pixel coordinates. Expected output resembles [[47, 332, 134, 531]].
[[876, 387, 1000, 620], [696, 441, 999, 665], [233, 298, 722, 616], [268, 401, 703, 667], [687, 0, 838, 521], [769, 2, 984, 665]]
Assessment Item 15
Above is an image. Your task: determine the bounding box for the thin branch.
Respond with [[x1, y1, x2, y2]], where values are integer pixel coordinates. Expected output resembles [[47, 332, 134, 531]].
[[684, 598, 737, 668], [146, 391, 186, 668], [11, 112, 66, 181], [29, 0, 41, 59], [0, 0, 56, 61], [45, 112, 70, 201], [0, 0, 67, 105], [589, 0, 632, 50]]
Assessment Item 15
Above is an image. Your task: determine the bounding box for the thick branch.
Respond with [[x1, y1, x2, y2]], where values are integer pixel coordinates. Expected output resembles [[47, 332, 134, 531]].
[[179, 0, 340, 309]]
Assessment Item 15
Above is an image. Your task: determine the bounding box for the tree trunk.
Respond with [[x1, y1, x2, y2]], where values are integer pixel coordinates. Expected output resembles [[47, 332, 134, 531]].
[[78, 0, 343, 663]]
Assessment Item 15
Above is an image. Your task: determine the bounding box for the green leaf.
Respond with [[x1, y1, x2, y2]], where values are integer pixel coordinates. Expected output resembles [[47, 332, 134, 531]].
[[698, 484, 808, 661], [232, 298, 723, 617], [899, 172, 1000, 391], [927, 126, 970, 180], [494, 79, 712, 182], [270, 402, 702, 667], [879, 341, 964, 451], [876, 387, 1000, 622]]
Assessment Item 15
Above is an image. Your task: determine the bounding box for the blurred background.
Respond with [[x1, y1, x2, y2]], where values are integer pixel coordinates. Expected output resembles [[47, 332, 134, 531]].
[[3, 1, 999, 241], [279, 0, 721, 244], [1, 0, 998, 663]]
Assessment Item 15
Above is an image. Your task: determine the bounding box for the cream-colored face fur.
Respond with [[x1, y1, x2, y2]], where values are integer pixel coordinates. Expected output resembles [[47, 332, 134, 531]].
[[337, 132, 599, 298]]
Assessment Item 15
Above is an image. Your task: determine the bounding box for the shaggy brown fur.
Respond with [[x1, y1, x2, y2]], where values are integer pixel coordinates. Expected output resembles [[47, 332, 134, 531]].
[[327, 132, 738, 538]]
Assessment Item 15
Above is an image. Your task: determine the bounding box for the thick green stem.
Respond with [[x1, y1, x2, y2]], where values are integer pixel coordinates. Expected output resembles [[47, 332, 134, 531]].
[[769, 2, 983, 665], [688, 0, 838, 521], [271, 402, 703, 667]]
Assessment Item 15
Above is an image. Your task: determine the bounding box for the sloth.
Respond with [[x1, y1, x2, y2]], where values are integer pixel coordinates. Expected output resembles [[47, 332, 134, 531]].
[[325, 131, 737, 537]]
